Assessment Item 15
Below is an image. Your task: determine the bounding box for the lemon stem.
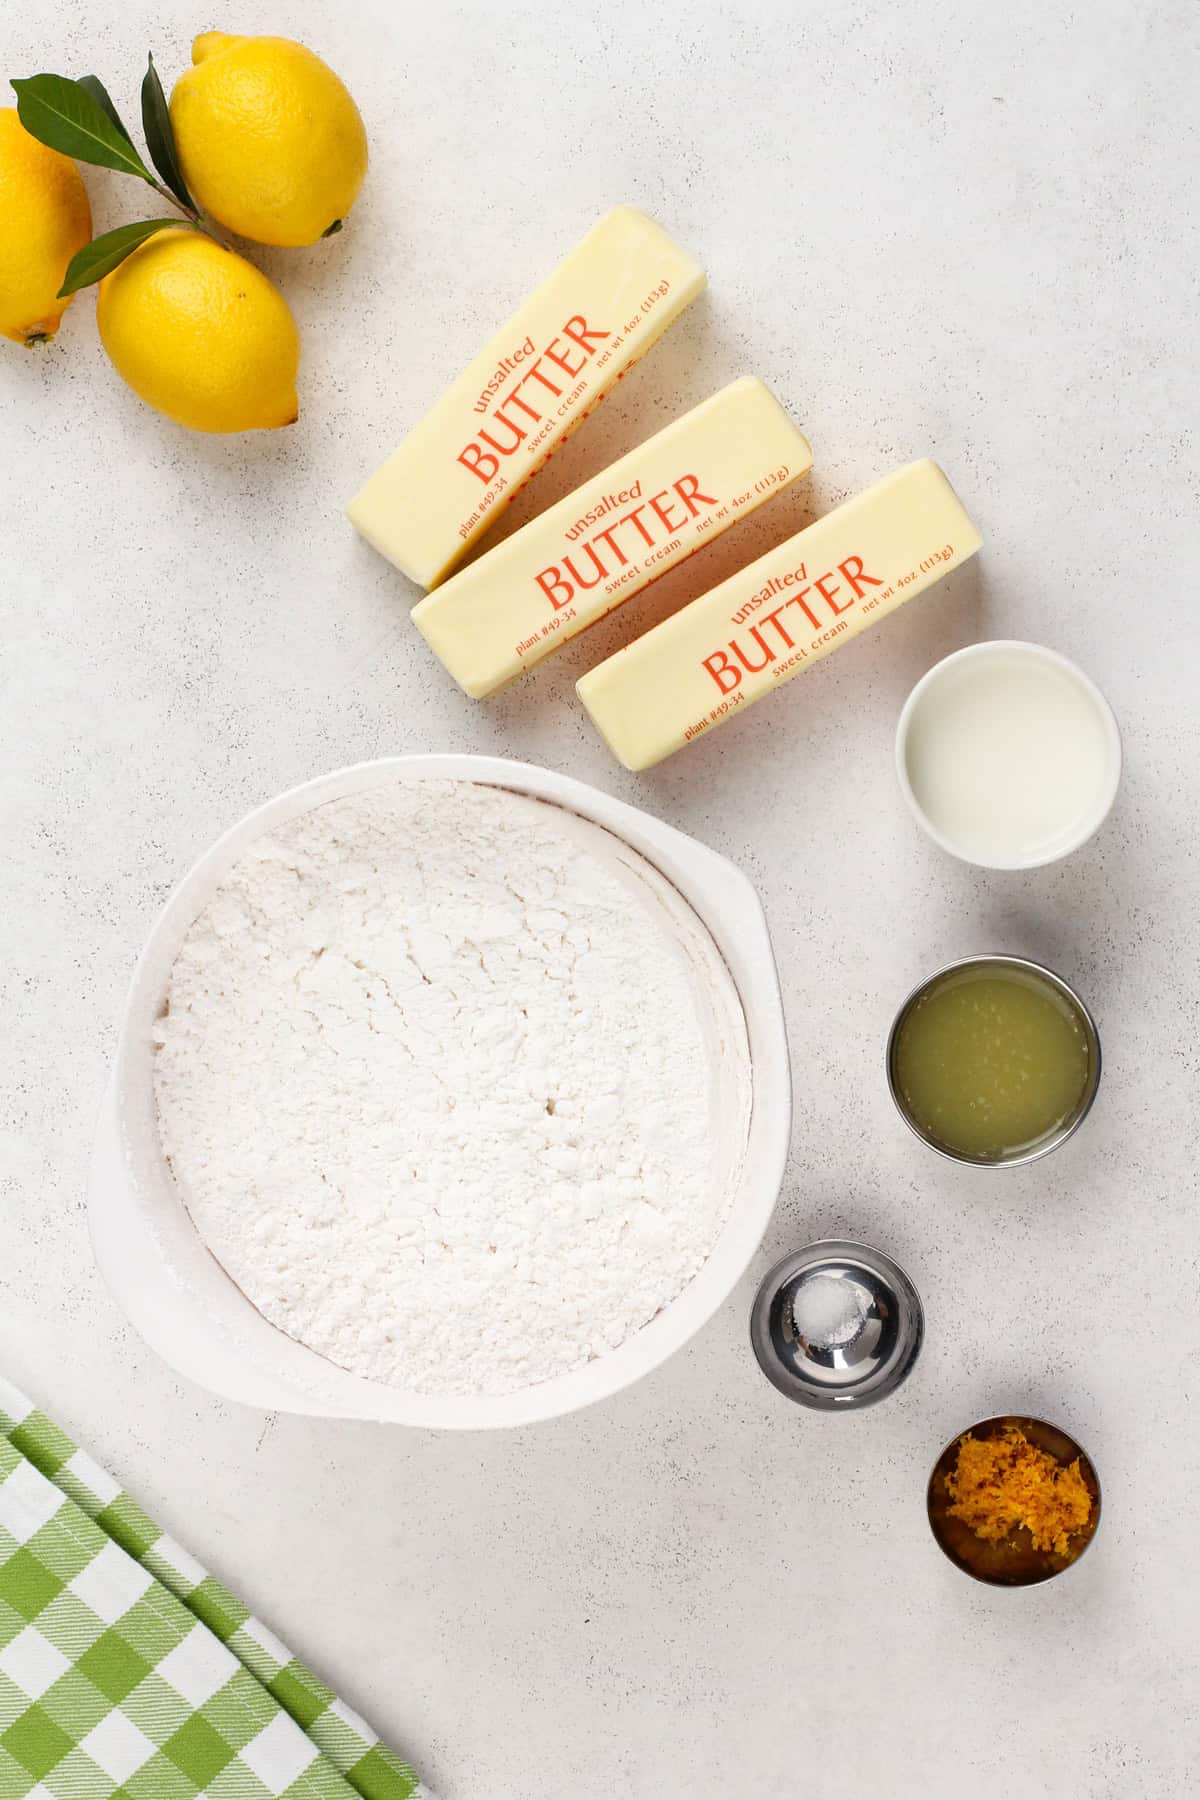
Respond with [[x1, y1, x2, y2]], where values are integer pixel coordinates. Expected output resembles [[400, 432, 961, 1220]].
[[145, 173, 196, 221], [142, 173, 233, 250]]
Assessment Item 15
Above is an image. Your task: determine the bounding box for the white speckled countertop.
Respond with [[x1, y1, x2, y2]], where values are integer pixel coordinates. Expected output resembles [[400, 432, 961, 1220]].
[[4, 2, 1198, 1794]]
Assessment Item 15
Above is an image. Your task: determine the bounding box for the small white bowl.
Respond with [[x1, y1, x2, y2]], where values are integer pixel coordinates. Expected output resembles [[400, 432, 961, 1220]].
[[89, 755, 792, 1430], [895, 641, 1122, 871]]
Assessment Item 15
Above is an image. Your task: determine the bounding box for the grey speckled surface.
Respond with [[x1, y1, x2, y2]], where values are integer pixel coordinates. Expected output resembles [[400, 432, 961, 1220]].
[[3, 2, 1198, 1795]]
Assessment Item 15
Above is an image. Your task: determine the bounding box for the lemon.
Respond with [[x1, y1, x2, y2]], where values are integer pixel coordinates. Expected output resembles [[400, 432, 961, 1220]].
[[0, 108, 92, 346], [96, 228, 299, 432], [170, 33, 367, 247]]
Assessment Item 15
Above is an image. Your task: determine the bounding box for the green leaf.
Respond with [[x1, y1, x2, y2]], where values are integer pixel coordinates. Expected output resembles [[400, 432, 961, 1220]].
[[57, 219, 181, 295], [11, 73, 155, 180], [77, 75, 136, 149], [140, 53, 194, 210]]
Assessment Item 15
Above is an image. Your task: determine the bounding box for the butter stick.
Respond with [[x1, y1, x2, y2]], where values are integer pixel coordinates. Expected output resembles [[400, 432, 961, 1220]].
[[411, 379, 813, 698], [577, 459, 982, 771], [346, 207, 706, 589]]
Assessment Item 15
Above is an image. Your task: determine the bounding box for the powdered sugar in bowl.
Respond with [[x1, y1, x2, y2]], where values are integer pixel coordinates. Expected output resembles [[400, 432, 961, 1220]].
[[91, 756, 791, 1429]]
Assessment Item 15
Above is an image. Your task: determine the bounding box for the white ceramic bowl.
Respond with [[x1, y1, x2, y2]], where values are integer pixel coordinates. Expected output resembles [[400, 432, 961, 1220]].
[[90, 755, 791, 1429], [895, 640, 1122, 871]]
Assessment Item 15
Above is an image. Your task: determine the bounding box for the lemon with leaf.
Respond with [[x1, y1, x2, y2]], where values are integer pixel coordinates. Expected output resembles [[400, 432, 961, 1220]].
[[96, 227, 300, 432], [0, 107, 92, 345], [170, 33, 367, 247]]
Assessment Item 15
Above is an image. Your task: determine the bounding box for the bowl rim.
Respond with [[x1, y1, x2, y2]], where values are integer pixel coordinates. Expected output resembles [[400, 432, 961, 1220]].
[[894, 638, 1123, 871], [89, 753, 793, 1429], [885, 952, 1102, 1169], [926, 1411, 1103, 1586]]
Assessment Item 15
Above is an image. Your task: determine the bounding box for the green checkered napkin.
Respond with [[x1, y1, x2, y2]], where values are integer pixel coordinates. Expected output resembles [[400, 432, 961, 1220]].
[[0, 1377, 432, 1800]]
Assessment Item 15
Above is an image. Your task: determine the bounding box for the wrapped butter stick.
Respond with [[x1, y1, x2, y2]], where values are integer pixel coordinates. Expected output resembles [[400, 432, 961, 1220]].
[[412, 379, 813, 697], [346, 207, 706, 589], [577, 459, 982, 771]]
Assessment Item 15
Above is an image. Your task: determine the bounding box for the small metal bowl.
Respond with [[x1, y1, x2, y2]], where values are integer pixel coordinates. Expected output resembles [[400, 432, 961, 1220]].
[[886, 954, 1101, 1169], [750, 1240, 924, 1410], [927, 1414, 1102, 1586]]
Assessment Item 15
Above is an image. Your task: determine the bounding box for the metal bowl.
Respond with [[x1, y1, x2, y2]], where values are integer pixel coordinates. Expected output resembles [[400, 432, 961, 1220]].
[[927, 1414, 1102, 1585], [750, 1240, 924, 1410], [886, 954, 1102, 1169]]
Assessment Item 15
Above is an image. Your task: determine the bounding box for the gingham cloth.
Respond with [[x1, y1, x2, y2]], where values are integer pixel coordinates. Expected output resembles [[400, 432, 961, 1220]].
[[0, 1377, 432, 1800]]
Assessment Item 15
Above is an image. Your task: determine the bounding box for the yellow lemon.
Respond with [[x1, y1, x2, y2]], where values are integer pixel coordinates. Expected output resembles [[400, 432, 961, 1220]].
[[96, 228, 299, 432], [0, 108, 92, 346], [170, 33, 367, 247]]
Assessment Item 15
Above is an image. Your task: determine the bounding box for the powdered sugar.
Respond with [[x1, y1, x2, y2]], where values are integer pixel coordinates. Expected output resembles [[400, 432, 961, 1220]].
[[153, 779, 749, 1397]]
